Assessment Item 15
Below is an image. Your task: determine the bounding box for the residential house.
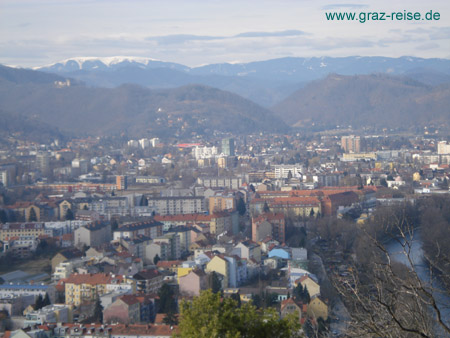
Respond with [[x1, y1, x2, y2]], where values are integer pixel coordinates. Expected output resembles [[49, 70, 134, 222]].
[[51, 248, 84, 272], [179, 269, 207, 297], [307, 296, 328, 320], [74, 222, 112, 248], [103, 295, 140, 324]]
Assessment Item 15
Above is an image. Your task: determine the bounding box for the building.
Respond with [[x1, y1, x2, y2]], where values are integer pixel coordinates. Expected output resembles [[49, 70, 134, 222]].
[[0, 222, 46, 242], [437, 141, 450, 155], [113, 220, 163, 241], [221, 138, 235, 156], [0, 284, 56, 303], [74, 221, 112, 248], [103, 295, 140, 324], [197, 177, 243, 190], [116, 175, 128, 190], [252, 213, 286, 243], [64, 273, 133, 306], [341, 135, 362, 153], [51, 248, 84, 272], [179, 269, 208, 297], [208, 195, 236, 214], [307, 296, 328, 320], [133, 269, 164, 294], [36, 152, 51, 176], [273, 165, 303, 179], [145, 196, 205, 215]]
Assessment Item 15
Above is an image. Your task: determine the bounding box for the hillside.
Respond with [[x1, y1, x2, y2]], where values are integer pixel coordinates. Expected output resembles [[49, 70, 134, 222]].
[[272, 74, 450, 130], [0, 66, 287, 137], [36, 56, 450, 107]]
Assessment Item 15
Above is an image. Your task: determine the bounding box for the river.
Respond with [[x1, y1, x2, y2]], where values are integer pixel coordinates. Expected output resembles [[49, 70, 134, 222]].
[[386, 230, 450, 337]]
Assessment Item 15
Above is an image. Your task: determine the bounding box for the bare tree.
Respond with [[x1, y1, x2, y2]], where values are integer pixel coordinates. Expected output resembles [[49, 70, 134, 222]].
[[333, 204, 450, 338]]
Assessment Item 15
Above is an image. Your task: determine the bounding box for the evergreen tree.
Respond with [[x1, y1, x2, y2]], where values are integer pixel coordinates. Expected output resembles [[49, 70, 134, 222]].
[[236, 197, 246, 216], [65, 208, 74, 220], [158, 283, 177, 314], [83, 205, 89, 210], [42, 293, 51, 307], [153, 254, 161, 265], [93, 296, 103, 323], [0, 209, 7, 223], [34, 294, 44, 310], [28, 207, 37, 222], [302, 285, 310, 304], [263, 201, 270, 213], [208, 272, 222, 294]]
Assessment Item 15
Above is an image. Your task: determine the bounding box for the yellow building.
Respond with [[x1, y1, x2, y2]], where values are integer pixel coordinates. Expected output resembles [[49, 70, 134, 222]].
[[296, 275, 320, 298], [205, 255, 229, 288], [58, 200, 73, 220], [208, 196, 236, 214], [307, 296, 328, 320], [0, 222, 46, 241], [65, 273, 134, 306]]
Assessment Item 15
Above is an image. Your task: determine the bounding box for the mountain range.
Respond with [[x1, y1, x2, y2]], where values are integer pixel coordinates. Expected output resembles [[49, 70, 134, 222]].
[[1, 55, 450, 140], [0, 65, 287, 138], [36, 56, 450, 107]]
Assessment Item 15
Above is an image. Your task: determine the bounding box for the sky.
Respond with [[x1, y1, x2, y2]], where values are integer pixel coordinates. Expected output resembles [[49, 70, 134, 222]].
[[1, 0, 449, 68]]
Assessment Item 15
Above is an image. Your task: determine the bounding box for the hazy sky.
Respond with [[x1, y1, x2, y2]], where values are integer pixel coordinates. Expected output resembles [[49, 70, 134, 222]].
[[1, 0, 449, 67]]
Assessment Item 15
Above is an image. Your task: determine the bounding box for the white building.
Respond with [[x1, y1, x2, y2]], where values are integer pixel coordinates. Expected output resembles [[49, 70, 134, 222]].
[[273, 165, 304, 179]]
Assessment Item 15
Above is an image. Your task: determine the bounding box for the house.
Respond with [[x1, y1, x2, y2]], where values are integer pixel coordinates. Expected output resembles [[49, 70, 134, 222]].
[[252, 213, 286, 243], [296, 275, 320, 298], [308, 296, 328, 320], [280, 298, 307, 323], [74, 221, 112, 248], [268, 246, 291, 260], [103, 295, 140, 324], [51, 248, 84, 272], [234, 240, 261, 263], [205, 255, 229, 288], [133, 269, 164, 294], [113, 220, 163, 241], [179, 269, 207, 297]]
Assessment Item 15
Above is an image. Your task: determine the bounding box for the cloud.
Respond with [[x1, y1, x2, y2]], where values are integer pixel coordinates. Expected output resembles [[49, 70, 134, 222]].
[[415, 42, 440, 50], [322, 3, 369, 10], [152, 34, 223, 45], [234, 30, 306, 38]]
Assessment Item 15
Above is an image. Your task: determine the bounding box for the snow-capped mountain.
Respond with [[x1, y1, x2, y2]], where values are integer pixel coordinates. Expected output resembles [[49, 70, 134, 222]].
[[37, 56, 189, 73]]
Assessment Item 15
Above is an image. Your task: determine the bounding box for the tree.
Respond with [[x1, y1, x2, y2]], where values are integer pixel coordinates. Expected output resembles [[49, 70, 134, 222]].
[[263, 201, 270, 213], [34, 294, 44, 310], [153, 254, 161, 265], [28, 207, 37, 222], [0, 209, 8, 223], [65, 208, 74, 220], [83, 205, 89, 210], [42, 293, 51, 307], [208, 271, 222, 294], [333, 202, 450, 338], [287, 170, 293, 180], [93, 296, 103, 323], [177, 290, 302, 338], [163, 311, 178, 325], [158, 283, 177, 314], [237, 197, 246, 216]]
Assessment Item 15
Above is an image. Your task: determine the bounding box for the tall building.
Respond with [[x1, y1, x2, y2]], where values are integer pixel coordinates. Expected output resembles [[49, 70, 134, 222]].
[[437, 141, 450, 155], [221, 138, 235, 156], [36, 152, 51, 176], [341, 135, 362, 153], [116, 175, 128, 190]]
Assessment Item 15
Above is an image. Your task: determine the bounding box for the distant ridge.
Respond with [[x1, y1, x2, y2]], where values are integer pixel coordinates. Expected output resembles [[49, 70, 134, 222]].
[[0, 65, 287, 137], [272, 73, 450, 130], [35, 56, 450, 107]]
